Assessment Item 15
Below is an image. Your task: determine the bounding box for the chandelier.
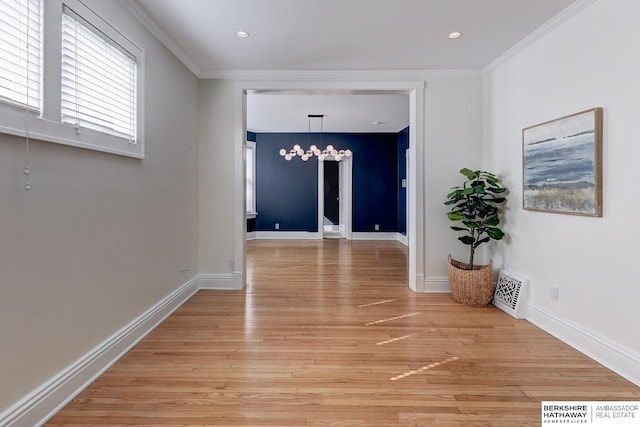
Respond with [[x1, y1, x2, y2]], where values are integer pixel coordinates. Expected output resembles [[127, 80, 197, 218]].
[[279, 114, 352, 161]]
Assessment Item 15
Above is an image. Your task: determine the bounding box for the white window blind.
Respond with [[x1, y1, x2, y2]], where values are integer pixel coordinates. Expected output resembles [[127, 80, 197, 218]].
[[246, 142, 256, 214], [61, 6, 137, 142], [0, 0, 41, 110]]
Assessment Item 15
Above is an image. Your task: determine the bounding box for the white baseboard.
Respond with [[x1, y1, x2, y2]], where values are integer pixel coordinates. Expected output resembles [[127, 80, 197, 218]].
[[527, 303, 640, 387], [198, 273, 236, 290], [0, 276, 200, 427], [251, 231, 408, 243], [420, 276, 451, 293], [254, 231, 320, 239], [351, 232, 402, 241]]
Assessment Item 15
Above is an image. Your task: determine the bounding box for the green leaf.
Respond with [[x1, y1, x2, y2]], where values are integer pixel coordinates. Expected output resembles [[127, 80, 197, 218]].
[[486, 228, 505, 240], [450, 226, 468, 231], [485, 175, 499, 185], [447, 213, 466, 221], [462, 220, 479, 229], [446, 189, 463, 199], [460, 168, 477, 180], [483, 214, 499, 226], [458, 236, 475, 245], [488, 186, 506, 193], [474, 236, 490, 248]]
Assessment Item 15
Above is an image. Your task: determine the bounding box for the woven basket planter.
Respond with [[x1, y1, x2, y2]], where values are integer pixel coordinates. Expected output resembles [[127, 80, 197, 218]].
[[447, 255, 495, 307]]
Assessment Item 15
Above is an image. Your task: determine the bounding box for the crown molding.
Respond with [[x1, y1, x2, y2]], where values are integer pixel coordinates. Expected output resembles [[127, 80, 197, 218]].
[[484, 0, 597, 73], [119, 0, 201, 77], [199, 68, 483, 81]]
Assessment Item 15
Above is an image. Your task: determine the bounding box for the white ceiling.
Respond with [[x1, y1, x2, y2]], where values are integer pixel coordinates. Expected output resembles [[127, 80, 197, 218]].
[[131, 0, 580, 132]]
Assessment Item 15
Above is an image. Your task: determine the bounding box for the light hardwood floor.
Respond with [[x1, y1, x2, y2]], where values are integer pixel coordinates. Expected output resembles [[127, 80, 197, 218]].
[[47, 239, 639, 426]]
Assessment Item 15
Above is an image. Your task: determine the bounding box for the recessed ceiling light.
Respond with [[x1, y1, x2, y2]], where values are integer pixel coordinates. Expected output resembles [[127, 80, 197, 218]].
[[448, 31, 462, 39], [372, 121, 383, 125], [236, 31, 250, 38]]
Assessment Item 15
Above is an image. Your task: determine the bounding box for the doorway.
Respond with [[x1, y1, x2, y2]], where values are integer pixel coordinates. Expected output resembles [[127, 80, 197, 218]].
[[236, 82, 425, 292], [318, 156, 352, 239]]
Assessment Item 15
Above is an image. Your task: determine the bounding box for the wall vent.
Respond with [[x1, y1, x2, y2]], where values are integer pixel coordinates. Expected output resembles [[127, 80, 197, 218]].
[[493, 269, 528, 319]]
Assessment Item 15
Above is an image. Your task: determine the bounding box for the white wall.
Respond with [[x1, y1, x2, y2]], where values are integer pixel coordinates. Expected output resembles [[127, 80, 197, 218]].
[[424, 75, 485, 286], [484, 0, 640, 379], [0, 0, 199, 416]]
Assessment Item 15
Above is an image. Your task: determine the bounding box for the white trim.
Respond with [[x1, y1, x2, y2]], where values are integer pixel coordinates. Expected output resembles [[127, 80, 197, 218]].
[[246, 231, 256, 240], [351, 232, 402, 241], [398, 233, 408, 246], [203, 69, 482, 80], [235, 80, 425, 294], [527, 303, 640, 387], [0, 275, 200, 427], [253, 231, 320, 240], [118, 0, 201, 77], [484, 0, 596, 73], [198, 274, 236, 290], [318, 155, 353, 240], [421, 276, 451, 293]]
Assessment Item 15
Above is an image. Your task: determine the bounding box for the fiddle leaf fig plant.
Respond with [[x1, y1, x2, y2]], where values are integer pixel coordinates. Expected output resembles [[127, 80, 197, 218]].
[[445, 168, 507, 269]]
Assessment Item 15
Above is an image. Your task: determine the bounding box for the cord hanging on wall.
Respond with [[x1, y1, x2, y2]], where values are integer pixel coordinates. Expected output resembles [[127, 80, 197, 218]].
[[279, 114, 352, 162], [24, 0, 32, 190]]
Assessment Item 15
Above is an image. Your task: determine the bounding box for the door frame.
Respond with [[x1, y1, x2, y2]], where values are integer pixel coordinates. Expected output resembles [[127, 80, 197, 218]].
[[317, 155, 352, 239], [235, 80, 425, 292]]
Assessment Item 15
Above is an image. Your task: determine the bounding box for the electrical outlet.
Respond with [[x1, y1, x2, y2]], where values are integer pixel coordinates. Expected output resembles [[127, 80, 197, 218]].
[[374, 224, 380, 231], [275, 223, 280, 230], [550, 285, 559, 300]]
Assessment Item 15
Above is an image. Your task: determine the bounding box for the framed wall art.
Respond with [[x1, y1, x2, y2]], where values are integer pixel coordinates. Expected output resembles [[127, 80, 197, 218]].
[[522, 107, 603, 217]]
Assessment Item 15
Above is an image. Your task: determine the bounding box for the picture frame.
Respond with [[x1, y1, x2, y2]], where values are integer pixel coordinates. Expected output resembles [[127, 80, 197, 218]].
[[522, 107, 603, 217]]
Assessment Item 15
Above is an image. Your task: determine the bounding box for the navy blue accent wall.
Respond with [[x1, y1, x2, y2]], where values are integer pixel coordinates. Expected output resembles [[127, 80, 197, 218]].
[[254, 132, 399, 233], [397, 127, 409, 235], [255, 133, 319, 231]]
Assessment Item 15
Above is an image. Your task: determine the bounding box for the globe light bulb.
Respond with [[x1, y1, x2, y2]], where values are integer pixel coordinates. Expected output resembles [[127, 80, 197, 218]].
[[279, 148, 286, 156], [310, 144, 317, 151], [331, 149, 338, 156], [344, 149, 352, 157], [285, 153, 292, 160], [302, 154, 309, 161], [293, 144, 301, 151], [326, 144, 334, 151]]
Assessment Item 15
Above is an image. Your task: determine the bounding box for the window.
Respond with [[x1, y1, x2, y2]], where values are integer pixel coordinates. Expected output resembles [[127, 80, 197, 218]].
[[61, 6, 137, 142], [0, 0, 144, 158], [0, 0, 41, 110], [246, 141, 257, 216]]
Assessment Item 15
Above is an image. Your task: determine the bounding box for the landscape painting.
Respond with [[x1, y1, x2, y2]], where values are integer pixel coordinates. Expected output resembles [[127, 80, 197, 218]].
[[522, 108, 602, 216]]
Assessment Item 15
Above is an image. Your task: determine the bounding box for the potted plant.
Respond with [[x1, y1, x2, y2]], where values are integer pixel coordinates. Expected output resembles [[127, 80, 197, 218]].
[[444, 168, 507, 306]]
